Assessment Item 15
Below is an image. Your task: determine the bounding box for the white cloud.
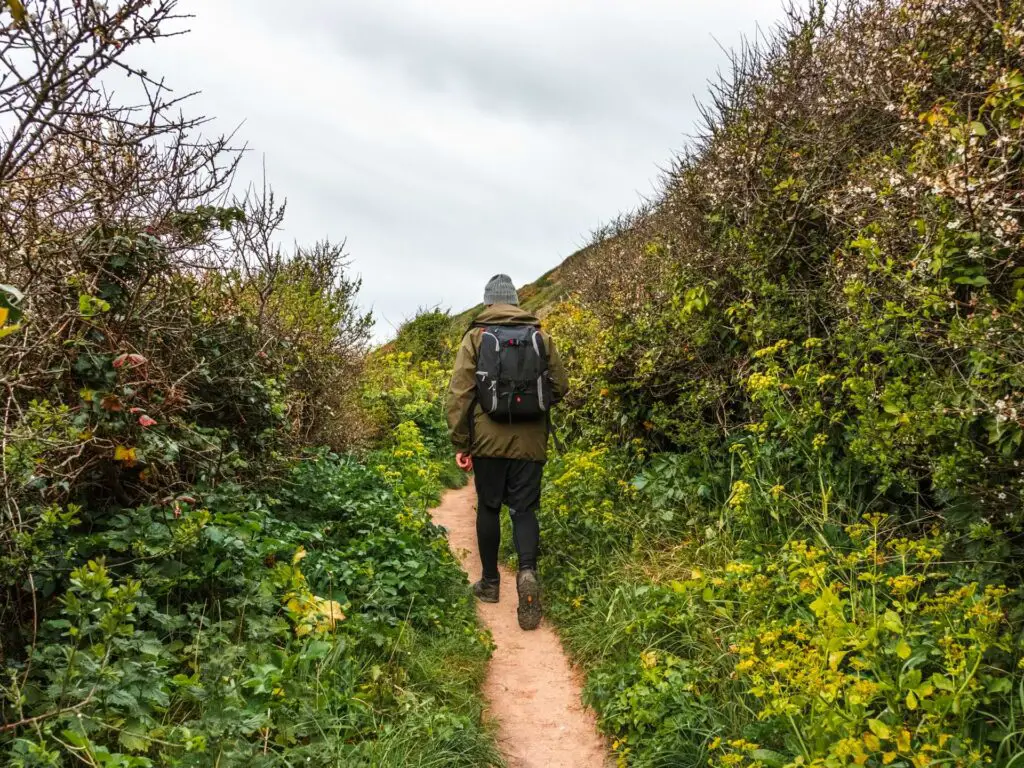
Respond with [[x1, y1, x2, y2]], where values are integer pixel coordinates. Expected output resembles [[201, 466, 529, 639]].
[[137, 0, 786, 337]]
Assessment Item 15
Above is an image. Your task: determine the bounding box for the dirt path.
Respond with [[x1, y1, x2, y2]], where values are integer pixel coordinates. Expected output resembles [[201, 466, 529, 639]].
[[431, 485, 610, 768]]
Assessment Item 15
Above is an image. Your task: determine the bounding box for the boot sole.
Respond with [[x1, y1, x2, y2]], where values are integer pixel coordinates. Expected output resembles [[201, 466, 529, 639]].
[[517, 574, 542, 630]]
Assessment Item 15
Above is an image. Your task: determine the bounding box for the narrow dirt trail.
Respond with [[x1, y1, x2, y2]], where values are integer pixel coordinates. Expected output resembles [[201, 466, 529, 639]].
[[431, 485, 611, 768]]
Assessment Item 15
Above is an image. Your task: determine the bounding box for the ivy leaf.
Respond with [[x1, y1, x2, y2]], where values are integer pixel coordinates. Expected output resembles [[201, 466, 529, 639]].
[[930, 673, 956, 692], [867, 718, 891, 739], [78, 293, 111, 317], [953, 274, 990, 286], [895, 639, 912, 660], [881, 610, 903, 633]]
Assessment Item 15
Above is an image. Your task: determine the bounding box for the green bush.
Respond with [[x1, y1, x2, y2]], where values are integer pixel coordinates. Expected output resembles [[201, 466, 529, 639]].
[[0, 6, 492, 766], [531, 447, 1024, 768], [2, 450, 497, 767], [389, 308, 459, 367]]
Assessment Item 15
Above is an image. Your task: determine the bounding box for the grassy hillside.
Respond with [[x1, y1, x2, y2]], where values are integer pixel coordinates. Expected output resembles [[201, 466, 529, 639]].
[[451, 247, 598, 328]]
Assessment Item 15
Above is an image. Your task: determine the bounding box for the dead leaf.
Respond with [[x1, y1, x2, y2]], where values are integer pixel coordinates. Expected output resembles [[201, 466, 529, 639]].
[[101, 394, 123, 412]]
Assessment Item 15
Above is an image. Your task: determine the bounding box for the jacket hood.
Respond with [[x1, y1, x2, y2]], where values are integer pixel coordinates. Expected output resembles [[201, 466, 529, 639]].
[[474, 303, 540, 326]]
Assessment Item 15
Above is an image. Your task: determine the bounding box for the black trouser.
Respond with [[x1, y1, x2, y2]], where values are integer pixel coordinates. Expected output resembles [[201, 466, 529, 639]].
[[473, 457, 543, 582]]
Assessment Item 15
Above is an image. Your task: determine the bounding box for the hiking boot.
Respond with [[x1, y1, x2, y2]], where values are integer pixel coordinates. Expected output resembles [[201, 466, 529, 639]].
[[472, 578, 500, 603], [516, 569, 542, 630]]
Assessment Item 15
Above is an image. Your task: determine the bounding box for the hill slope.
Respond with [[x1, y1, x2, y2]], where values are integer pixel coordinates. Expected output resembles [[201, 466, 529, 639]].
[[451, 245, 597, 327]]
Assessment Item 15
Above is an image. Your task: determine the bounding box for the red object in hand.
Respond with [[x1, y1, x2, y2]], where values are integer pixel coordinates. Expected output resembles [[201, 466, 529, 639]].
[[456, 452, 473, 472]]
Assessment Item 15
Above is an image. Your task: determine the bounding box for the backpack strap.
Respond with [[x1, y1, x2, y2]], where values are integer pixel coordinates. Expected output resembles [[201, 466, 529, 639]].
[[528, 329, 561, 452], [546, 411, 565, 454], [529, 326, 549, 366], [462, 321, 495, 452]]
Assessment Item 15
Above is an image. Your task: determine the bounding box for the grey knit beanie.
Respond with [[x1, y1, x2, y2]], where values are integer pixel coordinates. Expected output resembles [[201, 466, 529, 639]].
[[483, 274, 519, 305]]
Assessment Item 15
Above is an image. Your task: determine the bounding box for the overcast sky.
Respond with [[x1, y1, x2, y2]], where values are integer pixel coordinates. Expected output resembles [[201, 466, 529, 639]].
[[141, 1, 784, 338]]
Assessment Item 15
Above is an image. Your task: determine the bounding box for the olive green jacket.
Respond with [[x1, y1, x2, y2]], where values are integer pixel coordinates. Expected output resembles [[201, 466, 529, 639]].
[[445, 304, 569, 462]]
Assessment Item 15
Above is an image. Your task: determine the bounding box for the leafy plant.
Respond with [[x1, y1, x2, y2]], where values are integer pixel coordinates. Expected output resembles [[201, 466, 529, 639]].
[[523, 1, 1024, 765]]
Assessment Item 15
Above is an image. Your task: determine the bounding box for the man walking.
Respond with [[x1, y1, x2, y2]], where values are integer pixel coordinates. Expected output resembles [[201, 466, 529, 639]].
[[445, 274, 569, 630]]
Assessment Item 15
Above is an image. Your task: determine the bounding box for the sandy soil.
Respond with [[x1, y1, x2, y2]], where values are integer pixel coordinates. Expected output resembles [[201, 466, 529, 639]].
[[431, 484, 611, 768]]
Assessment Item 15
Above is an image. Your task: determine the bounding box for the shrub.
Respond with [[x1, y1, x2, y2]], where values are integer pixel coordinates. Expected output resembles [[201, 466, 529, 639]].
[[389, 308, 459, 367], [530, 6, 1024, 763], [0, 2, 375, 656], [0, 6, 493, 765], [1, 451, 497, 767], [533, 449, 1024, 767]]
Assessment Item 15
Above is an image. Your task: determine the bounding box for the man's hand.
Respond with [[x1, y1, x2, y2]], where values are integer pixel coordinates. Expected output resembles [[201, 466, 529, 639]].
[[456, 452, 473, 472]]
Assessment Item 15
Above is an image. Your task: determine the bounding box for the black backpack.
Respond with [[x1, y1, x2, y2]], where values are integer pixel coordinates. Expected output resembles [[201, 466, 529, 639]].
[[473, 324, 552, 422]]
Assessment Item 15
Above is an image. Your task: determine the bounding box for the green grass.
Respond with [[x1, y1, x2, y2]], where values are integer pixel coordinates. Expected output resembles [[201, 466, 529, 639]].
[[354, 629, 503, 768]]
